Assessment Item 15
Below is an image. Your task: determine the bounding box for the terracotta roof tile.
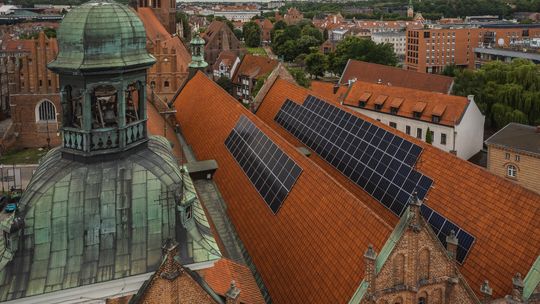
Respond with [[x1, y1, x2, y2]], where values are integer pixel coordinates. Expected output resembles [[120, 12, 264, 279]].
[[339, 59, 454, 93], [232, 54, 278, 85], [255, 78, 540, 300], [343, 80, 469, 126], [198, 259, 265, 304], [146, 101, 183, 160], [174, 72, 394, 304], [309, 80, 349, 103]]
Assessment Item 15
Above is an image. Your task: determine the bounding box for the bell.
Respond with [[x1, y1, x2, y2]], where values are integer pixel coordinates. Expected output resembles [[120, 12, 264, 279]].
[[104, 109, 116, 124]]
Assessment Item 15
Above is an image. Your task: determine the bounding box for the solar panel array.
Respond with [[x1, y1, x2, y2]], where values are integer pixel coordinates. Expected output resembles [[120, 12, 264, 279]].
[[225, 115, 303, 214], [274, 95, 475, 263], [421, 205, 475, 263]]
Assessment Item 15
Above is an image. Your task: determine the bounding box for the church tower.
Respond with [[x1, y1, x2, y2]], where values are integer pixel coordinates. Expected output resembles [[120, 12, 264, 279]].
[[188, 34, 208, 80], [407, 0, 414, 18], [137, 0, 176, 35]]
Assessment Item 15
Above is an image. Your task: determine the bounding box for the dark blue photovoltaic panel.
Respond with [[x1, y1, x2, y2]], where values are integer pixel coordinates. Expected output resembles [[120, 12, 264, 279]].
[[225, 115, 302, 214], [275, 95, 475, 263], [275, 96, 432, 216], [420, 205, 475, 263]]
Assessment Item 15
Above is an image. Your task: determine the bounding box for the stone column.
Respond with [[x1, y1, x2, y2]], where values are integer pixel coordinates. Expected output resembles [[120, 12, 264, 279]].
[[117, 82, 126, 148]]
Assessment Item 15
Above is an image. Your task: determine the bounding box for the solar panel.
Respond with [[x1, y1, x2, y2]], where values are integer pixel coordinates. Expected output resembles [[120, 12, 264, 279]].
[[420, 205, 475, 263], [275, 96, 432, 216], [275, 96, 475, 263], [225, 115, 303, 214]]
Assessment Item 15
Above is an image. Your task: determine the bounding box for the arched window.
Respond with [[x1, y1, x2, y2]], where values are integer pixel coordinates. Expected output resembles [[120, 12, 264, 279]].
[[507, 165, 517, 178], [36, 100, 56, 122], [419, 248, 430, 280]]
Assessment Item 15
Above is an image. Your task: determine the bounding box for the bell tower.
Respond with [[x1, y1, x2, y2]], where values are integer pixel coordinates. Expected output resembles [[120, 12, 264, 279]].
[[407, 0, 414, 18], [47, 0, 156, 157], [137, 0, 176, 35], [188, 34, 208, 79]]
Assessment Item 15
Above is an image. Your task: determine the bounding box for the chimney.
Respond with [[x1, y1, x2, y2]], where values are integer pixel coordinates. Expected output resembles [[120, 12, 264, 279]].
[[226, 280, 241, 304], [480, 280, 493, 304], [364, 244, 377, 294]]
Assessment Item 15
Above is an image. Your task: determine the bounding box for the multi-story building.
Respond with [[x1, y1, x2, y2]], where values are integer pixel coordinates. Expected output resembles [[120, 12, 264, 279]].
[[485, 123, 540, 194], [213, 5, 260, 22], [135, 0, 176, 35], [284, 7, 303, 25], [203, 21, 244, 74], [405, 24, 540, 73], [213, 50, 240, 80], [232, 54, 278, 104], [371, 31, 407, 59], [474, 47, 540, 68], [339, 80, 485, 160]]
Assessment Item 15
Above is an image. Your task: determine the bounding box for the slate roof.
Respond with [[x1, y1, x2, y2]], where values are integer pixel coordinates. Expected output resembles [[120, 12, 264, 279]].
[[339, 59, 454, 94], [340, 80, 471, 127], [254, 78, 540, 300], [0, 136, 221, 301], [173, 72, 394, 303], [485, 123, 540, 156]]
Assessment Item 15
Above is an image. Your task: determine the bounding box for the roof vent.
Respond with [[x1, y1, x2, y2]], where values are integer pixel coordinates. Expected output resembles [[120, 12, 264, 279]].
[[377, 78, 382, 84]]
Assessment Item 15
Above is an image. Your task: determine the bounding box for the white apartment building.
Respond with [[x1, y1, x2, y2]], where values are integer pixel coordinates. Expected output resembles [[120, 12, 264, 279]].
[[341, 81, 485, 160], [371, 31, 406, 57]]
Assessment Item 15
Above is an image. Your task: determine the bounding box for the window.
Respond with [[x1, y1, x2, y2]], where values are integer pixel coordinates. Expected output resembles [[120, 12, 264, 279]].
[[36, 100, 56, 122], [431, 115, 440, 123], [417, 128, 422, 139], [389, 122, 397, 128], [406, 126, 411, 135], [507, 165, 517, 178], [359, 101, 366, 108], [413, 111, 422, 119], [515, 155, 520, 162], [505, 153, 510, 160], [186, 205, 192, 220], [164, 81, 170, 87], [441, 133, 447, 145], [418, 297, 426, 304], [375, 104, 383, 111]]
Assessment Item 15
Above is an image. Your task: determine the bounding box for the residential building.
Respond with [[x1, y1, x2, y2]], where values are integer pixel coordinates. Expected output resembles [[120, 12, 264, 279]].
[[320, 39, 338, 54], [138, 7, 191, 102], [474, 47, 540, 67], [232, 54, 278, 104], [213, 50, 240, 79], [371, 31, 407, 59], [339, 59, 455, 94], [329, 27, 350, 41], [485, 123, 540, 194], [203, 21, 244, 74], [405, 24, 540, 73], [213, 5, 259, 22], [174, 72, 540, 304], [284, 7, 303, 25], [337, 80, 485, 160]]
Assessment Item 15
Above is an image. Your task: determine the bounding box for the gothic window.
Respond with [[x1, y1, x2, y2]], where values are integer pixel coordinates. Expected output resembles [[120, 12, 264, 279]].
[[419, 248, 430, 280], [36, 99, 56, 122], [393, 254, 405, 286]]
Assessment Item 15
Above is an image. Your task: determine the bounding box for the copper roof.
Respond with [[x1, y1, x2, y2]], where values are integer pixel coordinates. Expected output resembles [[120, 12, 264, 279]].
[[339, 59, 454, 94]]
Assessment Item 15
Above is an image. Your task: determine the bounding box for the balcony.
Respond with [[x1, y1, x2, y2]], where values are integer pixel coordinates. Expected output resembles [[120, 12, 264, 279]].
[[62, 120, 147, 155]]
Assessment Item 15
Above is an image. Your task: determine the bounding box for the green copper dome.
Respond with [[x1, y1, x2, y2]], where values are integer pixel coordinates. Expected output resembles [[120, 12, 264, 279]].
[[48, 0, 155, 73]]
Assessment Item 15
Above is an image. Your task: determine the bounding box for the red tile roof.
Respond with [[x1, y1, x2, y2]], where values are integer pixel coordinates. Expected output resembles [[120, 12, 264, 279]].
[[174, 72, 394, 303], [232, 54, 278, 84], [255, 78, 540, 300], [309, 80, 349, 103], [339, 59, 454, 94], [146, 101, 183, 160], [342, 80, 469, 127], [198, 259, 265, 304], [212, 50, 238, 71]]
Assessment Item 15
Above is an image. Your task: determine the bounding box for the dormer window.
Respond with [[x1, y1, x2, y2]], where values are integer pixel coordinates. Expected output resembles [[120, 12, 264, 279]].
[[358, 92, 372, 108], [373, 95, 387, 111], [359, 101, 367, 107], [431, 115, 440, 123], [412, 102, 427, 119], [431, 104, 446, 124], [390, 97, 403, 115], [390, 107, 399, 114], [375, 104, 383, 110]]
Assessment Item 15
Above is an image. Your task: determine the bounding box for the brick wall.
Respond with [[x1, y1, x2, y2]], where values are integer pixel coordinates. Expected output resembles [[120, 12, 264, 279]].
[[10, 93, 62, 149], [487, 146, 540, 194]]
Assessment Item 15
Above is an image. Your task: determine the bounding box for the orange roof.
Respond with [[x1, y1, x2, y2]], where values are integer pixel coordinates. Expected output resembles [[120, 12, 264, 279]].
[[232, 54, 278, 84], [146, 101, 183, 160], [1, 38, 34, 52], [174, 72, 394, 303], [198, 259, 265, 304], [339, 59, 454, 94], [343, 80, 469, 126], [308, 80, 348, 103], [254, 78, 540, 300], [212, 50, 238, 71]]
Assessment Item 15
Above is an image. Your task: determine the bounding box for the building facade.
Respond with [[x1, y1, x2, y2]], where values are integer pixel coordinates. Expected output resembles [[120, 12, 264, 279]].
[[136, 0, 176, 35], [203, 21, 244, 74], [371, 31, 407, 58], [213, 51, 240, 80], [232, 54, 278, 104], [284, 7, 303, 25], [485, 123, 540, 194]]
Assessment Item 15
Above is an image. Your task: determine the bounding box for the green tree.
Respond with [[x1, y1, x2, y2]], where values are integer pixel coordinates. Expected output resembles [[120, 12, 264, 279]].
[[288, 67, 311, 88], [301, 24, 324, 44], [233, 29, 244, 41], [243, 21, 262, 47], [329, 36, 397, 74], [425, 127, 433, 144], [305, 52, 327, 79], [216, 76, 233, 94]]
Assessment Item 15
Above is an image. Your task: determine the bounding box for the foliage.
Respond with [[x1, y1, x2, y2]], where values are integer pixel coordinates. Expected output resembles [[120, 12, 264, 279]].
[[287, 67, 311, 88], [243, 21, 262, 47], [305, 52, 327, 78], [246, 47, 267, 57], [0, 148, 46, 164], [176, 12, 191, 41], [233, 29, 244, 41], [328, 36, 397, 74], [20, 27, 56, 39], [453, 59, 540, 129], [442, 64, 458, 77], [425, 127, 433, 144], [252, 72, 271, 97], [216, 76, 233, 94], [272, 22, 324, 62]]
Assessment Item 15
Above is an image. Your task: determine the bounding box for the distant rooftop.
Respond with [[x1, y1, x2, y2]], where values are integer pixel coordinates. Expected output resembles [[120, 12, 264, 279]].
[[485, 123, 540, 156], [474, 47, 540, 62]]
